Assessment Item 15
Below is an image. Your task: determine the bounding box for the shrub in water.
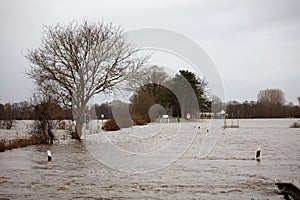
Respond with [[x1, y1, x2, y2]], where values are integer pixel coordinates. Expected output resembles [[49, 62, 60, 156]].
[[132, 114, 146, 126], [0, 138, 35, 152], [290, 122, 300, 128], [102, 119, 120, 131], [0, 139, 6, 152]]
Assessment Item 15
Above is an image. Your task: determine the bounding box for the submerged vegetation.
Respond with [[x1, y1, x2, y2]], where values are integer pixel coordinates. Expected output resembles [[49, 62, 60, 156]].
[[290, 122, 300, 128], [0, 138, 35, 152], [102, 119, 120, 131]]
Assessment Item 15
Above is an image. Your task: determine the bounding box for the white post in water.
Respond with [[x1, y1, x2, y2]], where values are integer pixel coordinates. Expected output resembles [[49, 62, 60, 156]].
[[186, 113, 190, 120], [47, 150, 52, 162], [101, 114, 104, 125], [256, 146, 261, 162], [162, 115, 169, 123]]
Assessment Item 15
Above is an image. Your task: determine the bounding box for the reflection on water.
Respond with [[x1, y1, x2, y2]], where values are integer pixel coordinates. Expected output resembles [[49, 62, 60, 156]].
[[0, 119, 299, 199]]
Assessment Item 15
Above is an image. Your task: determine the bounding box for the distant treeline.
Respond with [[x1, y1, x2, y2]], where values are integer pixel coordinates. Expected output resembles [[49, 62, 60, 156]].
[[0, 102, 112, 121], [225, 100, 300, 118], [1, 88, 299, 121], [1, 100, 300, 121], [224, 89, 300, 118]]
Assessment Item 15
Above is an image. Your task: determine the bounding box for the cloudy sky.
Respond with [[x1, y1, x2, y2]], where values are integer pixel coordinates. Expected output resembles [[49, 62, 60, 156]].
[[0, 0, 299, 104]]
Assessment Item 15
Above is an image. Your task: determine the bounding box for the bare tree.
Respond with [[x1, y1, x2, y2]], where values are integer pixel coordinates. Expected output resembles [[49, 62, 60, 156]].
[[26, 21, 149, 139], [2, 103, 16, 130], [211, 95, 225, 115], [127, 65, 170, 92], [129, 66, 172, 121], [0, 104, 5, 121], [30, 93, 58, 144], [298, 97, 300, 106], [257, 88, 285, 105], [257, 88, 286, 117], [130, 86, 157, 122]]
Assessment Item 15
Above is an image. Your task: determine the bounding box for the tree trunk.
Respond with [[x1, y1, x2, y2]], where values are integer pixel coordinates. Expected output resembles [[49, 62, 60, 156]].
[[72, 118, 83, 140], [72, 129, 81, 140], [46, 120, 54, 144], [48, 128, 54, 144]]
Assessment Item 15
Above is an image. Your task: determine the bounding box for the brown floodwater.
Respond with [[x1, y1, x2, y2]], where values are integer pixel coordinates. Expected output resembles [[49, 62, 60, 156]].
[[0, 119, 299, 199]]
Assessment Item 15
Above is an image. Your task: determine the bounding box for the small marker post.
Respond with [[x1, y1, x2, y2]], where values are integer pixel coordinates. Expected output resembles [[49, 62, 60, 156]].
[[47, 150, 52, 162], [256, 146, 261, 162]]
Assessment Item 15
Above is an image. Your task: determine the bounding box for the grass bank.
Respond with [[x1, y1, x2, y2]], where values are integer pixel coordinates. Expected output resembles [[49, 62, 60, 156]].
[[0, 138, 36, 152]]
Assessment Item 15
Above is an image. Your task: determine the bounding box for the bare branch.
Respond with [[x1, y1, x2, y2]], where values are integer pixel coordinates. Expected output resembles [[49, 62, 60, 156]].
[[25, 20, 150, 138]]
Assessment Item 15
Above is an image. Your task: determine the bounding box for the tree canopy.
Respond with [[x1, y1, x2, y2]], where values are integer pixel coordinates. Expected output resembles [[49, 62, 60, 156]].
[[26, 21, 149, 139], [257, 88, 285, 105], [173, 70, 211, 113], [130, 68, 211, 120]]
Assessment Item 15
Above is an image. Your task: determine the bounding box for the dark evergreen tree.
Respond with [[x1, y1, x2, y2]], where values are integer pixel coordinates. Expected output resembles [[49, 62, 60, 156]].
[[171, 70, 211, 117]]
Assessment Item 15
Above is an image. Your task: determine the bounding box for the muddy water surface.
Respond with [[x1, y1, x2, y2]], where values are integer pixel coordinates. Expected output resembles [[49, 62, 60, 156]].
[[0, 119, 299, 199]]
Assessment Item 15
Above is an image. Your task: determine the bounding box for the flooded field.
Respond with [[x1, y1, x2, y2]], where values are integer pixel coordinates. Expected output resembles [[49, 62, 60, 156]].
[[0, 119, 299, 199]]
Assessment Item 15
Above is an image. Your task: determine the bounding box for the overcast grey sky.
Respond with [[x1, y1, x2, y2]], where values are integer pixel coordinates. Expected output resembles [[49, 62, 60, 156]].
[[0, 0, 299, 104]]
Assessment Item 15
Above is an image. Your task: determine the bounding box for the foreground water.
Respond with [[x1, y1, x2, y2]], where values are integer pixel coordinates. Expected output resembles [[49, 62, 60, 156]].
[[0, 119, 299, 199]]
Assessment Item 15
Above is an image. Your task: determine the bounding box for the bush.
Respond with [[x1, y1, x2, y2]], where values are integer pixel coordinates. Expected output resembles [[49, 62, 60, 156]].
[[29, 120, 54, 144], [0, 139, 6, 152], [102, 116, 147, 131], [132, 114, 147, 126], [0, 138, 35, 152], [2, 119, 15, 130], [57, 120, 66, 129], [102, 119, 120, 131], [290, 122, 300, 128], [11, 138, 35, 148]]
